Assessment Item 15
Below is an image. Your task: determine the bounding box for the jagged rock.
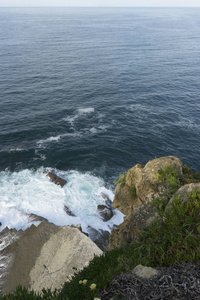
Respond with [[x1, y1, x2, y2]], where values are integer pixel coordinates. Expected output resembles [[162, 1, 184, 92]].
[[101, 192, 113, 207], [28, 213, 48, 223], [109, 156, 182, 250], [126, 164, 143, 188], [97, 205, 113, 222], [133, 264, 160, 279], [112, 184, 142, 215], [112, 156, 182, 216], [136, 156, 182, 204], [166, 182, 200, 211], [107, 202, 158, 250], [70, 224, 82, 232], [1, 222, 102, 295], [64, 206, 76, 217], [87, 226, 110, 251], [46, 172, 67, 187]]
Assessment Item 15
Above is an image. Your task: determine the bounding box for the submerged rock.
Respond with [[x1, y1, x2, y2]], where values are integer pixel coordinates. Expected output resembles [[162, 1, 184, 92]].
[[64, 206, 76, 217], [46, 172, 67, 187]]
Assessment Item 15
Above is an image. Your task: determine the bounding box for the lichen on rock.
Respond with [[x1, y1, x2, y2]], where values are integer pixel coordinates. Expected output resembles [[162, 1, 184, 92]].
[[108, 156, 183, 250]]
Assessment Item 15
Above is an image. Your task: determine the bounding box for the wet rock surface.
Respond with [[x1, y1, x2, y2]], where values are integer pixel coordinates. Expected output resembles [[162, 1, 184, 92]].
[[87, 226, 110, 251], [46, 172, 67, 187], [64, 205, 76, 217], [97, 204, 113, 222]]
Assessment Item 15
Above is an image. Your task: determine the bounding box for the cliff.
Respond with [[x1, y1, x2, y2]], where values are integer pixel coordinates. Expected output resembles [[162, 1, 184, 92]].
[[108, 155, 199, 249], [1, 155, 200, 299]]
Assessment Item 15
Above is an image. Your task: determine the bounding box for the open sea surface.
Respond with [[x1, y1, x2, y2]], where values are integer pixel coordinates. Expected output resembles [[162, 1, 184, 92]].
[[0, 7, 200, 236]]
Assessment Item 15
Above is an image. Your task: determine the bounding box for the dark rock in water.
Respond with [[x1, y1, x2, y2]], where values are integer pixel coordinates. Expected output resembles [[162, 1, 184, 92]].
[[47, 172, 67, 187], [28, 214, 48, 223], [87, 226, 110, 251], [101, 192, 112, 207], [97, 204, 113, 222], [0, 222, 2, 227], [64, 206, 76, 217]]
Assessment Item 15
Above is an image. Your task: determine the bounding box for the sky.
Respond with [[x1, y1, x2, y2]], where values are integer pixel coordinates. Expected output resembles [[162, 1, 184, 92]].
[[0, 0, 200, 7]]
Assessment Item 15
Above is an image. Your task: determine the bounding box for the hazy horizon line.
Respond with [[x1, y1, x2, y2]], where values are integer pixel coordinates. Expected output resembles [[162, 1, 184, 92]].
[[1, 5, 200, 8]]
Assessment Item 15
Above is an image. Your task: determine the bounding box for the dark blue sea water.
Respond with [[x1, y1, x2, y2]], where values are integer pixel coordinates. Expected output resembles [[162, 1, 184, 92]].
[[0, 7, 200, 233]]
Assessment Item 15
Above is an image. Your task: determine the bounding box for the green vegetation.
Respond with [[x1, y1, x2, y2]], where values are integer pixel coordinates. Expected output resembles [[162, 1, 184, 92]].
[[130, 185, 137, 199], [157, 164, 200, 197], [113, 171, 127, 187], [157, 165, 181, 195], [2, 165, 200, 300], [182, 165, 200, 183]]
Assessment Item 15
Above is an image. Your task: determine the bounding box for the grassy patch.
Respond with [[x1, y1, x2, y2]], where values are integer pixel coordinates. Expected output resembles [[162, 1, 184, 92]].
[[130, 186, 137, 199], [157, 165, 181, 195], [113, 171, 127, 187]]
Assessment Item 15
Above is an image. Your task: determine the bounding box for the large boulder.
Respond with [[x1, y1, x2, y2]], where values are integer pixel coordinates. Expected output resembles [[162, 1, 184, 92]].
[[112, 164, 143, 215], [109, 156, 183, 249], [166, 183, 200, 211], [1, 222, 102, 295], [112, 156, 182, 216], [136, 156, 182, 204]]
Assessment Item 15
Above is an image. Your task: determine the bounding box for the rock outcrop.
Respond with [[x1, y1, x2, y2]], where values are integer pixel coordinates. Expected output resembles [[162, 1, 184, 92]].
[[112, 156, 182, 215], [46, 172, 67, 187], [108, 202, 158, 249], [1, 222, 102, 296], [108, 156, 183, 250], [97, 204, 113, 222], [166, 182, 200, 210]]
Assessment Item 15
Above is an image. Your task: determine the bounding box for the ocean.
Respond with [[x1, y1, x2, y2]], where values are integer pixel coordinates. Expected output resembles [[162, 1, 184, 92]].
[[0, 7, 200, 236]]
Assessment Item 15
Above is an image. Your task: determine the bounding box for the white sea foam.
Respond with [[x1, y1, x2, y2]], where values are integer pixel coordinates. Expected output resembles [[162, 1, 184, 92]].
[[63, 107, 95, 126], [9, 148, 24, 152], [90, 127, 98, 134], [78, 107, 94, 115], [36, 135, 61, 147], [0, 168, 124, 237]]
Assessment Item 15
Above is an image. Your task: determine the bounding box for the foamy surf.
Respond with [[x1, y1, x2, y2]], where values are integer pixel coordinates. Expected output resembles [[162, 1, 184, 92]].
[[63, 107, 95, 125], [0, 168, 124, 237]]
